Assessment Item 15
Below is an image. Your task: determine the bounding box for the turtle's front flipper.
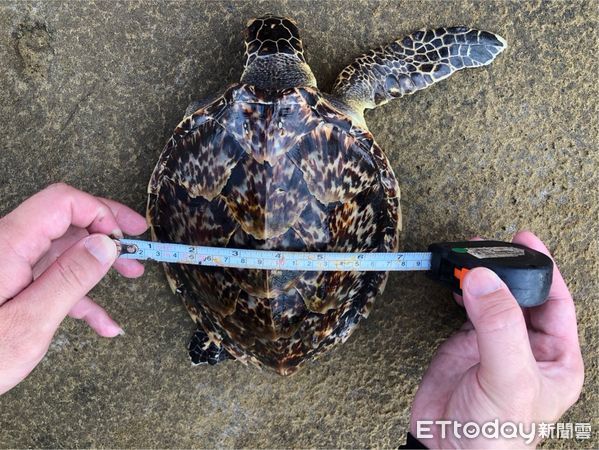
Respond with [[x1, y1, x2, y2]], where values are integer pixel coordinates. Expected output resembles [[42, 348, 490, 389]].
[[332, 27, 506, 115], [188, 329, 233, 366]]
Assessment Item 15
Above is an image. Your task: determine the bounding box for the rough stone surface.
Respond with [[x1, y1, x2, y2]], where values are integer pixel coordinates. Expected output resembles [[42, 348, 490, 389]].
[[0, 0, 597, 448]]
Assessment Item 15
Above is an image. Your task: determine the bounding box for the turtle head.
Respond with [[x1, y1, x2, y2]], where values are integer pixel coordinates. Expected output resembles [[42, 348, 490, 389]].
[[241, 15, 316, 90]]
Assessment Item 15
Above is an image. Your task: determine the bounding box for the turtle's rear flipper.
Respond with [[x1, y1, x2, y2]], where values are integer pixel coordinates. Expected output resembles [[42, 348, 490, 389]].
[[188, 329, 233, 365], [332, 27, 507, 114]]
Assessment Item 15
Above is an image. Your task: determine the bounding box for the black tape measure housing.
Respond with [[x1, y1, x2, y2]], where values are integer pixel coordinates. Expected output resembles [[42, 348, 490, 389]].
[[427, 240, 553, 307]]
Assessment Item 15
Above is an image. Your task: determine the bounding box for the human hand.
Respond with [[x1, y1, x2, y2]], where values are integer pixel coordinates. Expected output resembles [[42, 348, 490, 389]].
[[409, 231, 584, 448], [0, 183, 148, 395]]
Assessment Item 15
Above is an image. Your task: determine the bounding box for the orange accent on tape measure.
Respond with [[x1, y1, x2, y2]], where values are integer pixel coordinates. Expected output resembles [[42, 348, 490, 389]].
[[454, 267, 470, 289]]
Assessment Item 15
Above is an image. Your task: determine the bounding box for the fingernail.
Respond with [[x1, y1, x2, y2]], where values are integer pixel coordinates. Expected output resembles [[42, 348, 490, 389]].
[[117, 328, 126, 336], [464, 268, 503, 297], [111, 229, 124, 239], [85, 234, 118, 264]]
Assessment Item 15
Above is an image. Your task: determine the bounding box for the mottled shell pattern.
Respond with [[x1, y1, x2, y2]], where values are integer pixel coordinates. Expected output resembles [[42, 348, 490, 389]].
[[147, 84, 401, 375]]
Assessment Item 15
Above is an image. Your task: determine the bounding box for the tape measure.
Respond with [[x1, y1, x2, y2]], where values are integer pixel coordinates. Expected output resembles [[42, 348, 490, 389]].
[[117, 238, 553, 307]]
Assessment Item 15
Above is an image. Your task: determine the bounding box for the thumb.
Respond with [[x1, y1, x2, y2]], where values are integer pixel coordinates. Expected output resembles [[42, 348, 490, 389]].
[[462, 267, 536, 387], [13, 234, 118, 336]]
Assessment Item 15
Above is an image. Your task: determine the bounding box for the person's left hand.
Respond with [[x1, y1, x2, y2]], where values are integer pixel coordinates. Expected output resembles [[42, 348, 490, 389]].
[[0, 183, 148, 394]]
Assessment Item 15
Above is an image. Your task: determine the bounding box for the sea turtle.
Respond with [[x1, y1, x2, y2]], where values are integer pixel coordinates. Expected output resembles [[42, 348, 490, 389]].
[[147, 15, 506, 375]]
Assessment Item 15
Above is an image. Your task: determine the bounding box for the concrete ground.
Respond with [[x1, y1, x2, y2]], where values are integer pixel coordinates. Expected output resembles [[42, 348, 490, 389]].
[[0, 0, 597, 448]]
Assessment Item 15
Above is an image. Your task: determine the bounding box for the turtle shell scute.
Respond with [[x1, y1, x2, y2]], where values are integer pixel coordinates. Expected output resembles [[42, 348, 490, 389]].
[[287, 124, 380, 204], [221, 152, 312, 240]]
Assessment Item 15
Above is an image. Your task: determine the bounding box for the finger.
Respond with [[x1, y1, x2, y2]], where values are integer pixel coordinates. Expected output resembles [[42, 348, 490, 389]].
[[112, 258, 145, 278], [460, 319, 474, 331], [512, 231, 578, 342], [31, 226, 143, 281], [462, 267, 537, 387], [99, 198, 147, 278], [99, 197, 148, 236], [68, 296, 124, 337], [0, 184, 122, 302], [513, 231, 568, 299], [0, 183, 121, 269], [32, 227, 89, 279], [10, 234, 118, 338], [453, 292, 464, 306]]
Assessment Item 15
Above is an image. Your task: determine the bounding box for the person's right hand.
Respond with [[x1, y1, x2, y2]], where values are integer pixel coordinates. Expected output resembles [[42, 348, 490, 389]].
[[409, 231, 584, 448], [0, 183, 148, 395]]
